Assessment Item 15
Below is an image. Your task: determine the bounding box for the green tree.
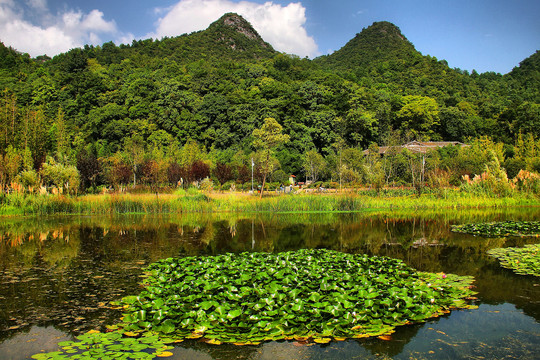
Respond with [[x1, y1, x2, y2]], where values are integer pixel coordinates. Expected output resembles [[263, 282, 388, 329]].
[[303, 149, 326, 183], [40, 156, 80, 194], [53, 107, 71, 164], [2, 145, 22, 189], [252, 117, 289, 197], [332, 138, 346, 192], [122, 134, 145, 188], [364, 143, 384, 192], [396, 95, 440, 138]]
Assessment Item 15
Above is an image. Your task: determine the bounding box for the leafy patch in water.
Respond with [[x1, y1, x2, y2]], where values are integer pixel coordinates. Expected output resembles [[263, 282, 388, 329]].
[[116, 249, 477, 344], [487, 244, 540, 277], [451, 221, 540, 237], [31, 331, 174, 360]]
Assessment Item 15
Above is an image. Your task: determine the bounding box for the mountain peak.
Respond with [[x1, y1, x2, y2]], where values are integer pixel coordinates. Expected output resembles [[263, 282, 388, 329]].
[[149, 12, 276, 63], [208, 13, 270, 49], [360, 21, 409, 43], [314, 21, 418, 70], [219, 13, 261, 41]]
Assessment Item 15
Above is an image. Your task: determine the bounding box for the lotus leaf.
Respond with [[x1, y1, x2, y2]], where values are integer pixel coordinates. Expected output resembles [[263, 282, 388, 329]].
[[117, 249, 476, 344], [487, 244, 540, 276], [451, 221, 540, 237], [31, 331, 174, 360]]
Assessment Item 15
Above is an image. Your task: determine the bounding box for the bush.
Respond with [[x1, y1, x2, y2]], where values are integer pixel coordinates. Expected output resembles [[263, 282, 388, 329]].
[[460, 172, 515, 197], [221, 181, 235, 191], [40, 157, 80, 194], [324, 181, 339, 189], [309, 181, 324, 189], [199, 178, 214, 192], [272, 170, 289, 183], [265, 182, 279, 191], [512, 170, 540, 195], [16, 170, 40, 193], [504, 158, 527, 179]]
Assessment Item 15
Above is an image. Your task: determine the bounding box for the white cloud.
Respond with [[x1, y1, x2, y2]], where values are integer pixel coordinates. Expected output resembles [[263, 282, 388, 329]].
[[0, 1, 127, 56], [151, 0, 319, 58]]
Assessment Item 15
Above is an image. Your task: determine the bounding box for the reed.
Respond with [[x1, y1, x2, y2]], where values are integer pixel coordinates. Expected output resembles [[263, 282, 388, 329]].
[[0, 190, 539, 216]]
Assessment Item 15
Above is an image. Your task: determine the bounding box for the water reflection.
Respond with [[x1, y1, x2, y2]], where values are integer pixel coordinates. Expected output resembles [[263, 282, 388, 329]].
[[0, 208, 539, 359]]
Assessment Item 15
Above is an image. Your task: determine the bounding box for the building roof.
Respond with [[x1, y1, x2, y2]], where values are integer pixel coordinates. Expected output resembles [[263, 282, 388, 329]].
[[364, 141, 468, 155]]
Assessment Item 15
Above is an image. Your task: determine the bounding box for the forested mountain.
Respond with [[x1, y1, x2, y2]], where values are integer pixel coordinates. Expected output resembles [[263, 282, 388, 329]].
[[314, 21, 419, 71], [0, 13, 538, 191]]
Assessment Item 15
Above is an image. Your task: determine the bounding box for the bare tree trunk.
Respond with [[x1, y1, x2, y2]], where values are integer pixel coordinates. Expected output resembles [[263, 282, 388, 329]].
[[260, 173, 266, 198]]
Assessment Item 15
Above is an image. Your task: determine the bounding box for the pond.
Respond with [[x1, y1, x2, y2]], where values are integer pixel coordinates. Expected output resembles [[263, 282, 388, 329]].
[[0, 208, 539, 359]]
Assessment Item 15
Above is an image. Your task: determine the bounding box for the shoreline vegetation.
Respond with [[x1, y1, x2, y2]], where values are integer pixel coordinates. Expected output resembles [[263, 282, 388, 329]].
[[1, 188, 540, 216]]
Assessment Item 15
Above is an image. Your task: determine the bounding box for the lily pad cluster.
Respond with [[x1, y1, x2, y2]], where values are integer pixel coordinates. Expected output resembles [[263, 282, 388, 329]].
[[451, 221, 540, 237], [31, 330, 175, 360], [117, 249, 477, 344], [487, 244, 540, 277]]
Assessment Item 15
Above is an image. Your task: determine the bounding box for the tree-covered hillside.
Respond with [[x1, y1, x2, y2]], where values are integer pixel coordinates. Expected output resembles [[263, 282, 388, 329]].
[[0, 14, 538, 192]]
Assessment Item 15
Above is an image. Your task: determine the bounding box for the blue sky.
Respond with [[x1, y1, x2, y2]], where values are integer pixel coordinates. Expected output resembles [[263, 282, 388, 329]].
[[1, 0, 538, 74]]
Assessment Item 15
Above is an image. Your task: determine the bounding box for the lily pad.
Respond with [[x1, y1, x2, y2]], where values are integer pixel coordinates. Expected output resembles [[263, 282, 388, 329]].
[[31, 330, 174, 360], [452, 221, 540, 237], [487, 244, 540, 277], [117, 249, 477, 344]]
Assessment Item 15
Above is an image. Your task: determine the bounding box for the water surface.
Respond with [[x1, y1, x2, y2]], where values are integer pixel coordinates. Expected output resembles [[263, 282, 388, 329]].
[[0, 208, 539, 359]]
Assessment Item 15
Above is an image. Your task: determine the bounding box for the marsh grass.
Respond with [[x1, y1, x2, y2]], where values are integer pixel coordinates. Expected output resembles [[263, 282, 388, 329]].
[[0, 190, 539, 216]]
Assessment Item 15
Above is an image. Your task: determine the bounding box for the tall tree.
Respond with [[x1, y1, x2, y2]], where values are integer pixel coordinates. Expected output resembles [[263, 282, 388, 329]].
[[303, 149, 326, 183], [123, 134, 145, 188], [252, 117, 289, 197]]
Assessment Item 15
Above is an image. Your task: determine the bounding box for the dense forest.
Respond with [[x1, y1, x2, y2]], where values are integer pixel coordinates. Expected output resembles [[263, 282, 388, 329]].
[[0, 13, 539, 194]]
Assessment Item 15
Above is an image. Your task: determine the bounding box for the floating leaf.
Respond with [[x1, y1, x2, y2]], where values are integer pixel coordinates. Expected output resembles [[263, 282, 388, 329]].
[[487, 244, 540, 277], [156, 351, 174, 357], [313, 337, 331, 344], [452, 221, 540, 238], [114, 249, 477, 345]]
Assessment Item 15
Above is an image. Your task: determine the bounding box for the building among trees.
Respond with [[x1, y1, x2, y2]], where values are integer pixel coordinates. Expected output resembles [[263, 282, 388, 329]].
[[364, 141, 469, 155]]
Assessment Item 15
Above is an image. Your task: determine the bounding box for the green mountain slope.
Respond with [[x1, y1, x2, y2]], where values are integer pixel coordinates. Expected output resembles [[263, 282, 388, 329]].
[[314, 21, 420, 71], [72, 13, 277, 67], [506, 51, 540, 102], [0, 14, 538, 182]]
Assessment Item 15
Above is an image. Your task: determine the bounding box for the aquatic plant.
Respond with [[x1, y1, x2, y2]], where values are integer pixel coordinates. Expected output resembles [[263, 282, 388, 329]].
[[31, 330, 174, 359], [452, 220, 540, 237], [117, 249, 477, 344], [487, 244, 540, 277]]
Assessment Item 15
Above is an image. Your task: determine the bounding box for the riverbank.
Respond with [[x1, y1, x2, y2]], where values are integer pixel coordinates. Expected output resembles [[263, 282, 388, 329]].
[[1, 189, 539, 216]]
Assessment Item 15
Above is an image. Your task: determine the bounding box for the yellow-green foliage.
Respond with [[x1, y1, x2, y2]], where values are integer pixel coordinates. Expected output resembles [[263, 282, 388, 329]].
[[1, 191, 539, 216]]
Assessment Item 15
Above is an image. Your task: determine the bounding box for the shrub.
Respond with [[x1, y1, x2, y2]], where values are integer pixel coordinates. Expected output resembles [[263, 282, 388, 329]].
[[16, 170, 40, 193], [199, 178, 214, 192], [504, 158, 527, 179], [271, 169, 289, 183], [512, 170, 540, 195], [221, 181, 235, 191]]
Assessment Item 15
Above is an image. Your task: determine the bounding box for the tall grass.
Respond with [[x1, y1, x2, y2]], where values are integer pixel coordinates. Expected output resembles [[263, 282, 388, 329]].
[[0, 190, 539, 216]]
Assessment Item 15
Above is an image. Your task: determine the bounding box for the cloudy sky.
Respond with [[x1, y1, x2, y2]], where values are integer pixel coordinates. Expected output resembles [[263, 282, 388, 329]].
[[0, 0, 538, 74]]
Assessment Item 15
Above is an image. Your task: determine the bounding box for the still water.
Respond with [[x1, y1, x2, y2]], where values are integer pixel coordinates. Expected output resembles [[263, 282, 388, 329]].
[[0, 208, 539, 359]]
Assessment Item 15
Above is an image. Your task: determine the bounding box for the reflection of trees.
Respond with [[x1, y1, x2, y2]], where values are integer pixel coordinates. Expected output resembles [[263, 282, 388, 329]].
[[1, 209, 540, 345], [356, 322, 425, 358]]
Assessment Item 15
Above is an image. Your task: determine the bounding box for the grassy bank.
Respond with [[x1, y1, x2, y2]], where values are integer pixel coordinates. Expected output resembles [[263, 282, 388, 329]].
[[1, 189, 540, 216]]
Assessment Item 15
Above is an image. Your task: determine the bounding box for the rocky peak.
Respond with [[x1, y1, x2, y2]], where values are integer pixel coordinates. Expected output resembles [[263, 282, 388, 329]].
[[222, 13, 260, 41]]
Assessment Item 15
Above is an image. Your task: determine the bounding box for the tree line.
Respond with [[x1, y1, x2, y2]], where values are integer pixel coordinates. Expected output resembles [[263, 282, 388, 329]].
[[0, 18, 538, 194]]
